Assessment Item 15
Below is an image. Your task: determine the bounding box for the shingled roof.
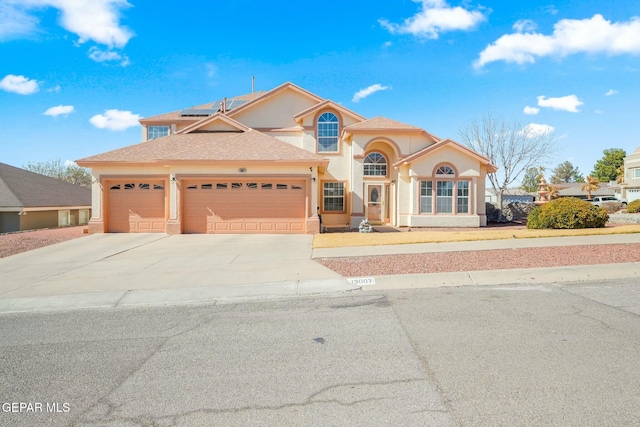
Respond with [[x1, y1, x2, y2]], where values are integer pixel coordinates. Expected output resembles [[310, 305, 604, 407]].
[[76, 130, 327, 165], [0, 162, 91, 208]]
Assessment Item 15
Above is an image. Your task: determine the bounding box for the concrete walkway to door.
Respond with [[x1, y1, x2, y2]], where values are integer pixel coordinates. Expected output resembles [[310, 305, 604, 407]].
[[0, 234, 353, 311]]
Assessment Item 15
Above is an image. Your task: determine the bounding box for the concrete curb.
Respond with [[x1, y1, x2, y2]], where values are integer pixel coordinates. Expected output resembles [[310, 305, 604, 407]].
[[362, 262, 640, 291], [0, 279, 359, 314]]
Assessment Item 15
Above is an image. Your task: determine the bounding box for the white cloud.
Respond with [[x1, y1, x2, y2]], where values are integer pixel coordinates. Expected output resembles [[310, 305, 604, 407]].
[[44, 104, 74, 117], [537, 94, 583, 112], [522, 123, 555, 137], [88, 47, 129, 66], [89, 109, 140, 131], [0, 1, 40, 41], [352, 84, 391, 103], [0, 74, 39, 94], [513, 19, 536, 33], [475, 14, 640, 69], [47, 85, 61, 93], [205, 62, 218, 78], [379, 0, 486, 39], [605, 89, 618, 96], [523, 106, 540, 115], [595, 109, 604, 114], [0, 0, 133, 65]]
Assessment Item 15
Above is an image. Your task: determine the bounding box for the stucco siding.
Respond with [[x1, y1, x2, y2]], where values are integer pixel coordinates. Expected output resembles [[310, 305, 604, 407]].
[[267, 132, 304, 149], [232, 90, 318, 129], [409, 146, 482, 177]]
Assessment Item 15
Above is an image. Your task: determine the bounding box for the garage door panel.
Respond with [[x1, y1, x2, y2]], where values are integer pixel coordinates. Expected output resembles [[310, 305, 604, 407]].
[[183, 179, 307, 234], [108, 182, 165, 233]]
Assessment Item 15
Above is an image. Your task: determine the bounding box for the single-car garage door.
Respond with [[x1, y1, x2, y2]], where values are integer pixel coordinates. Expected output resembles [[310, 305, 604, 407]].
[[108, 181, 166, 232], [183, 179, 307, 234]]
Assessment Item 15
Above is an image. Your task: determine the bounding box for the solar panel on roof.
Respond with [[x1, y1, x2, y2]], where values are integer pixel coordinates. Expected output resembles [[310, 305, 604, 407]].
[[180, 98, 249, 116], [180, 108, 217, 116], [225, 99, 248, 110]]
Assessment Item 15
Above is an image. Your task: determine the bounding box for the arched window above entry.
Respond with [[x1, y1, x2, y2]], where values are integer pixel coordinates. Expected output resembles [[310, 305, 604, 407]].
[[364, 152, 387, 176], [317, 112, 339, 152], [435, 165, 455, 175]]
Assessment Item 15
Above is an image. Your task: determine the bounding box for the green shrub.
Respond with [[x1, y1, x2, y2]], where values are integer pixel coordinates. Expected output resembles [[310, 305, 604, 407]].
[[527, 198, 608, 229], [627, 199, 640, 213]]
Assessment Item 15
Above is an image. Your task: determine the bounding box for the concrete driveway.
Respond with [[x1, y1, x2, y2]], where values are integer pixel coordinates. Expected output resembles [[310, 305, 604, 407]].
[[0, 234, 344, 300]]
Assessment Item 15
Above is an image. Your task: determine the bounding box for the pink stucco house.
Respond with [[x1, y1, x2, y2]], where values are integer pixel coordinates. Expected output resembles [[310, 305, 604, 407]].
[[77, 82, 497, 234]]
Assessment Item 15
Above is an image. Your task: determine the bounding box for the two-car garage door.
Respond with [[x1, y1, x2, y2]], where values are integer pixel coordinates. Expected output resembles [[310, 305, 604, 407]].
[[183, 179, 307, 234]]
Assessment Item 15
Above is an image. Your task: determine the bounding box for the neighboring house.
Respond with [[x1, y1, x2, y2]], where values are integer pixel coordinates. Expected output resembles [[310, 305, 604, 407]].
[[76, 82, 497, 235], [617, 147, 640, 202], [554, 182, 615, 199], [0, 162, 91, 233], [485, 188, 535, 204]]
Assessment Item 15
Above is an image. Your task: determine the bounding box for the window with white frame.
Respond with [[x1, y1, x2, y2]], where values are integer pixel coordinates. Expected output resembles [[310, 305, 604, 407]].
[[364, 152, 387, 176], [633, 168, 640, 179], [317, 112, 339, 152], [420, 164, 471, 214], [148, 126, 169, 140], [457, 181, 469, 213], [323, 182, 345, 212], [436, 181, 454, 213], [420, 181, 432, 213]]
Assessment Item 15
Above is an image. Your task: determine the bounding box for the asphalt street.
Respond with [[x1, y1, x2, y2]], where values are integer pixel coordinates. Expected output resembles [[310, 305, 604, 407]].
[[2, 278, 640, 426]]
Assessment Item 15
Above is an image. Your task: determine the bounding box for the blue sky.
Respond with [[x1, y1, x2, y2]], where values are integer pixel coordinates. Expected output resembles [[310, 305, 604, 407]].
[[2, 0, 640, 182]]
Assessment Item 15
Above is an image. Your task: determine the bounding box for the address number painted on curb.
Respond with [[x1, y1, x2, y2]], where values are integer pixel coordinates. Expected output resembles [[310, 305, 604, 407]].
[[347, 277, 376, 286]]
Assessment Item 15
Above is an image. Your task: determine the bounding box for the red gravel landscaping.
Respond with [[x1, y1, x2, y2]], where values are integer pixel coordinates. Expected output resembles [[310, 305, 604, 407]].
[[0, 226, 88, 259], [316, 244, 640, 276]]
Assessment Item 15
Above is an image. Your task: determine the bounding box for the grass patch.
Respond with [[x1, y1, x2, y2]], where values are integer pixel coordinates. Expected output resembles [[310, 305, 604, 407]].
[[312, 224, 640, 249]]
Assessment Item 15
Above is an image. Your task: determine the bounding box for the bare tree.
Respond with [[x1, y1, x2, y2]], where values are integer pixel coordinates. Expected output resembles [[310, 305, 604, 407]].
[[459, 113, 558, 221], [23, 158, 92, 188]]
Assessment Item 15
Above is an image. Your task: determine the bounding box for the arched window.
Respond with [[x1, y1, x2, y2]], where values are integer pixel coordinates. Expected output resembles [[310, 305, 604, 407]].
[[420, 164, 471, 215], [436, 165, 455, 175], [364, 152, 387, 176], [317, 112, 339, 152]]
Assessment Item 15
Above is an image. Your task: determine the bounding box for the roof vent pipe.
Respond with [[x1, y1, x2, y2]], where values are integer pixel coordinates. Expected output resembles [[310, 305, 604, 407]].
[[251, 75, 255, 93], [222, 97, 227, 113]]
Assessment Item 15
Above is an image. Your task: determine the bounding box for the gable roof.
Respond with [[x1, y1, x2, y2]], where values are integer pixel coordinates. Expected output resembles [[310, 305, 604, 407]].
[[76, 131, 328, 166], [0, 162, 91, 208], [344, 116, 422, 132], [175, 113, 250, 135], [227, 82, 325, 119], [393, 138, 498, 172], [293, 100, 367, 123], [343, 116, 440, 141]]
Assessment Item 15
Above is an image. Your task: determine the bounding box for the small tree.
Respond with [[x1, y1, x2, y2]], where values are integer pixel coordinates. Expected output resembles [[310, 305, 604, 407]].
[[23, 159, 91, 188], [520, 167, 542, 193], [550, 161, 583, 184], [591, 148, 626, 182], [459, 114, 558, 221], [580, 175, 600, 199]]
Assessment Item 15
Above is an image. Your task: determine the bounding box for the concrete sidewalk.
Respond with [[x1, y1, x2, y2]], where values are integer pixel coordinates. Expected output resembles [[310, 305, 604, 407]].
[[313, 233, 640, 292], [0, 232, 638, 314]]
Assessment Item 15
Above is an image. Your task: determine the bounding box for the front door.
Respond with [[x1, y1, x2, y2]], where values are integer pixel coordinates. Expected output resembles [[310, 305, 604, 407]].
[[366, 184, 382, 222]]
